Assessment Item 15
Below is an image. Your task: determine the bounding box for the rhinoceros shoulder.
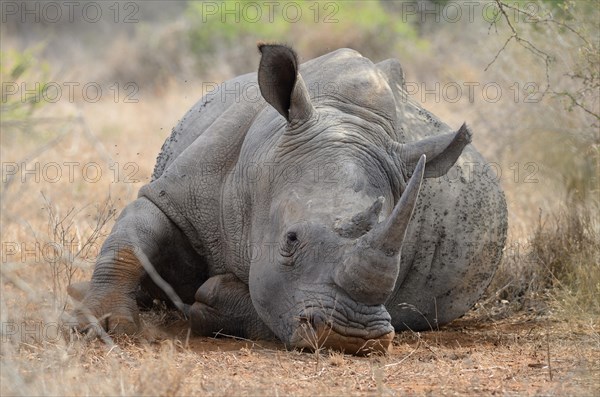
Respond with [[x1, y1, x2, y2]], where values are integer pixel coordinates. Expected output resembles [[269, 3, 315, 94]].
[[152, 72, 258, 180]]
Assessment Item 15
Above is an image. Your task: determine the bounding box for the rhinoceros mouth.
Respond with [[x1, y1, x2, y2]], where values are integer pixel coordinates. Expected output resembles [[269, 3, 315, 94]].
[[288, 301, 395, 355], [291, 323, 394, 355]]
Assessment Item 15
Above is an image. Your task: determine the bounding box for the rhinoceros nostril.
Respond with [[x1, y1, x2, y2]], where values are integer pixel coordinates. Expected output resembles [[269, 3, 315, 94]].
[[297, 313, 324, 331]]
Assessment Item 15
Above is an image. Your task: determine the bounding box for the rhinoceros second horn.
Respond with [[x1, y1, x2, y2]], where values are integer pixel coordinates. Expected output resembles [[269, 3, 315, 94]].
[[334, 155, 426, 306]]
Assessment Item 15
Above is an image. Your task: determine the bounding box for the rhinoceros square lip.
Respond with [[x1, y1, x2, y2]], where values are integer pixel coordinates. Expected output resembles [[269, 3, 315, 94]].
[[291, 322, 395, 356], [274, 285, 396, 354]]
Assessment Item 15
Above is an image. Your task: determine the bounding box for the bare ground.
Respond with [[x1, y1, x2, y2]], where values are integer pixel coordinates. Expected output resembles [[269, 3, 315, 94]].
[[2, 304, 598, 397]]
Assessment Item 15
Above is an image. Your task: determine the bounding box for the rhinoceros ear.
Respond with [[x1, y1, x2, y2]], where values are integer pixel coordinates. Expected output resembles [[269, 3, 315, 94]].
[[258, 44, 315, 125], [397, 123, 472, 178]]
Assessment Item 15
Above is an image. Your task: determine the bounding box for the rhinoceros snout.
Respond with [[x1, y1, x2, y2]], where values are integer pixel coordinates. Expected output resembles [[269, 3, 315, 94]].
[[291, 321, 394, 356], [289, 307, 394, 355]]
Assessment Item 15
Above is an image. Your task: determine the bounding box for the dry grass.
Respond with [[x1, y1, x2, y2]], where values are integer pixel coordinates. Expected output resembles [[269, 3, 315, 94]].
[[531, 205, 600, 315], [2, 83, 598, 397], [2, 302, 598, 396]]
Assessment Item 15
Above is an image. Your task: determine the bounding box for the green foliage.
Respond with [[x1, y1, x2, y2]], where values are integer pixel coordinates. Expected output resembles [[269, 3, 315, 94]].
[[186, 0, 286, 55], [327, 1, 417, 37], [185, 1, 420, 62], [0, 48, 50, 121]]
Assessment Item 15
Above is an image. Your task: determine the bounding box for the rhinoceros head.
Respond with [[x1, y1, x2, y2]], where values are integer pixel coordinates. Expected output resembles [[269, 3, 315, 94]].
[[245, 45, 471, 354]]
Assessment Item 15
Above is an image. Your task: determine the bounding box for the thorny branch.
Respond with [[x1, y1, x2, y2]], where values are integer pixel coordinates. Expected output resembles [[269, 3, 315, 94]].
[[41, 192, 116, 309], [486, 0, 599, 122], [485, 0, 552, 97]]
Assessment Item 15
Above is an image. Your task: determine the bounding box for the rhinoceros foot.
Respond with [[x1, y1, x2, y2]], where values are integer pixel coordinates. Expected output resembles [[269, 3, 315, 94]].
[[189, 274, 275, 340], [64, 281, 140, 337]]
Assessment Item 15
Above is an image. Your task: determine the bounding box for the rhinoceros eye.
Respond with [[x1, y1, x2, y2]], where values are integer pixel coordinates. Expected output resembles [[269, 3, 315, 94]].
[[286, 231, 298, 243], [280, 230, 300, 264]]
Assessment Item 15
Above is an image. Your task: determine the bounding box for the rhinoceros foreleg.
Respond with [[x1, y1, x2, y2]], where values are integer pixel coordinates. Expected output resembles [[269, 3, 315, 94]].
[[67, 197, 190, 337], [189, 274, 275, 340]]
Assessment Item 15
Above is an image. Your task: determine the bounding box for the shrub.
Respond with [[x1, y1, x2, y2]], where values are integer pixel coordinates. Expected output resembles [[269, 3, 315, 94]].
[[0, 47, 50, 122], [531, 204, 600, 314], [185, 1, 422, 75]]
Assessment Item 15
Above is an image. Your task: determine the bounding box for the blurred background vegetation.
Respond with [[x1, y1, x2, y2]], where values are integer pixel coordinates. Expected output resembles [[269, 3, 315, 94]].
[[1, 0, 598, 327]]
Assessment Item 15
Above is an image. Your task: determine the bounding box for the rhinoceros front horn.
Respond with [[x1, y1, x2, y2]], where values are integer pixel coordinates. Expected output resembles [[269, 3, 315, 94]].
[[364, 154, 425, 257], [334, 155, 426, 305]]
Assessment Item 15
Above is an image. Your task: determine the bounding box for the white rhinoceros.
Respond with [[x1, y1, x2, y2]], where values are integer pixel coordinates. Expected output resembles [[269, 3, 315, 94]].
[[68, 45, 507, 355]]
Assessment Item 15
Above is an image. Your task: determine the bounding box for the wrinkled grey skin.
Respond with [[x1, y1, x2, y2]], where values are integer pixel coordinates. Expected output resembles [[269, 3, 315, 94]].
[[68, 45, 507, 355]]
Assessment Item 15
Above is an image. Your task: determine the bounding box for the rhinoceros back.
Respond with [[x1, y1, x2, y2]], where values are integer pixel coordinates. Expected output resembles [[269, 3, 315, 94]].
[[151, 73, 257, 181], [381, 61, 508, 330]]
